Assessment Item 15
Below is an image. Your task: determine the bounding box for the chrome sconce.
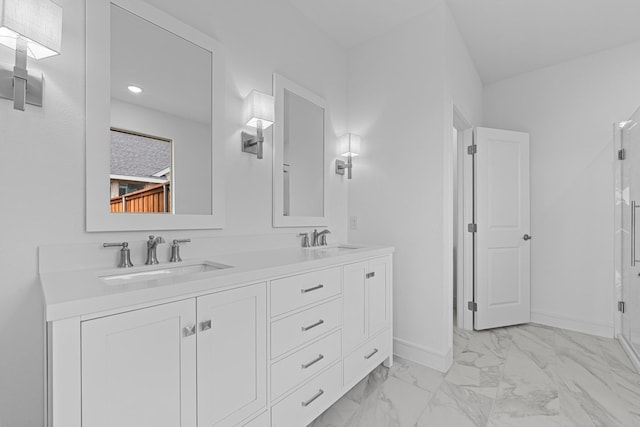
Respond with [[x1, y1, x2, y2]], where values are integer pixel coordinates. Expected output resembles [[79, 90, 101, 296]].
[[241, 90, 274, 159], [0, 0, 63, 111], [335, 133, 361, 179]]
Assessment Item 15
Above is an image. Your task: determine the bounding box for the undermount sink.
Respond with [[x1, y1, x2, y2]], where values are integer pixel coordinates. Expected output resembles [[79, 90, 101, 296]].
[[100, 261, 232, 286], [315, 245, 362, 252]]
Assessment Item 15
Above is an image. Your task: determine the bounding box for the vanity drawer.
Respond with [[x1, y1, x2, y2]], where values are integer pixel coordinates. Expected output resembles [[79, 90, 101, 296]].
[[271, 362, 342, 427], [271, 299, 341, 358], [271, 330, 342, 400], [343, 329, 390, 387], [271, 267, 341, 316]]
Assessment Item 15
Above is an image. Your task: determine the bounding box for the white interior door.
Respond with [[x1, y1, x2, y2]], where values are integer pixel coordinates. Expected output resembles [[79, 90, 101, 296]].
[[474, 127, 531, 330]]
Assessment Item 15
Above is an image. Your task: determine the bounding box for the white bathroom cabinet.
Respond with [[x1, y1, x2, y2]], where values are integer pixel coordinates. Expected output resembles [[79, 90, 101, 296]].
[[43, 247, 393, 427], [196, 284, 267, 426], [342, 258, 391, 387], [81, 299, 197, 427], [342, 258, 390, 353], [80, 283, 266, 427]]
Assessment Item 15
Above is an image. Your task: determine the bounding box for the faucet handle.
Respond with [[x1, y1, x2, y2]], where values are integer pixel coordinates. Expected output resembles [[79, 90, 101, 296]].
[[170, 239, 190, 262], [103, 242, 128, 249], [320, 230, 331, 246], [298, 233, 310, 248], [103, 242, 134, 268]]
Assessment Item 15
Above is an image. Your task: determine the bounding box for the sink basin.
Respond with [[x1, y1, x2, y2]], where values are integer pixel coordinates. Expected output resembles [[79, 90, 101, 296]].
[[100, 261, 232, 286], [314, 245, 362, 252]]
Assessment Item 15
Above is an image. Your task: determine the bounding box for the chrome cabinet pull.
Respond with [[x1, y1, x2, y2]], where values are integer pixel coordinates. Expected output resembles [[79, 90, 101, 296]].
[[199, 320, 212, 332], [366, 272, 376, 279], [364, 348, 379, 360], [301, 354, 324, 369], [182, 325, 196, 337], [301, 284, 324, 294], [301, 389, 324, 407], [301, 319, 324, 332], [523, 234, 531, 241]]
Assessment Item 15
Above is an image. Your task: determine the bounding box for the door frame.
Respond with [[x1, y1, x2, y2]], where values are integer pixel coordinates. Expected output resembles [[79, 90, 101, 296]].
[[452, 106, 474, 331], [614, 122, 623, 339]]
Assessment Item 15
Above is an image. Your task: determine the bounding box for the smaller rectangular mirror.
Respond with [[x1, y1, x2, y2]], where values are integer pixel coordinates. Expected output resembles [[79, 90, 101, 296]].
[[273, 74, 328, 227]]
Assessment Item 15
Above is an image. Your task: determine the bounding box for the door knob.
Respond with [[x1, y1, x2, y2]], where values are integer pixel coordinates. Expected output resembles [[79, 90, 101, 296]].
[[523, 234, 531, 241]]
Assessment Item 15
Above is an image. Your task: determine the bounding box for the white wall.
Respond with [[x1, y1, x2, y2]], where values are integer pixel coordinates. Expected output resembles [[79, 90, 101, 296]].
[[484, 40, 640, 337], [0, 0, 348, 425], [347, 1, 482, 371]]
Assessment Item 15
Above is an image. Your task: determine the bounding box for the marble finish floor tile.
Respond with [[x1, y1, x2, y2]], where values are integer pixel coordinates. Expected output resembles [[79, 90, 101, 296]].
[[309, 324, 640, 427]]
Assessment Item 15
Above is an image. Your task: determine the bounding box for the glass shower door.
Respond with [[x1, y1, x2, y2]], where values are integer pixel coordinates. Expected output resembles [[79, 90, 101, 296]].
[[619, 108, 640, 359]]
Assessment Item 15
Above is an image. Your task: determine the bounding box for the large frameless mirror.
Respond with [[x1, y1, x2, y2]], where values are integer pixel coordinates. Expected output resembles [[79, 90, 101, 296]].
[[272, 73, 328, 227], [86, 0, 226, 231]]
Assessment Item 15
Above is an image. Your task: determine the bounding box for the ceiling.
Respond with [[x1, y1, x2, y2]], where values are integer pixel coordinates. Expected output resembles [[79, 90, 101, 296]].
[[287, 0, 640, 84], [286, 0, 440, 50]]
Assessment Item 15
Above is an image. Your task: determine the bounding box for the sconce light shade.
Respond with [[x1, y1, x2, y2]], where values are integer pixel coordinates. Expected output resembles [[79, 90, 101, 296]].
[[336, 133, 361, 179], [241, 90, 274, 159], [0, 0, 63, 59], [339, 133, 361, 157], [0, 0, 62, 110], [243, 90, 274, 129]]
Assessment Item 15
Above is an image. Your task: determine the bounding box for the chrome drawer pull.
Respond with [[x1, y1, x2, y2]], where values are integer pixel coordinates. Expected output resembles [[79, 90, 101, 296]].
[[301, 284, 324, 294], [366, 272, 375, 279], [301, 319, 324, 332], [301, 354, 325, 369], [182, 325, 196, 337], [364, 348, 379, 360], [301, 389, 324, 407], [199, 320, 212, 332]]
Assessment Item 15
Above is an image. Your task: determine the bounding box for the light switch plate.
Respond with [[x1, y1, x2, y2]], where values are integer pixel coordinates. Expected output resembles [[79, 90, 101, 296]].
[[350, 216, 358, 230]]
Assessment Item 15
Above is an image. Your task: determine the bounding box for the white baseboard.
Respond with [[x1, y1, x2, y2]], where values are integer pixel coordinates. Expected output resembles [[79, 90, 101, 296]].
[[531, 310, 614, 338], [618, 334, 640, 374], [393, 337, 452, 373]]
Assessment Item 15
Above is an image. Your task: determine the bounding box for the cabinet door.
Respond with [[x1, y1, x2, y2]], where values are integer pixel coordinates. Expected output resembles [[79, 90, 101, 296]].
[[368, 257, 389, 337], [342, 261, 368, 354], [197, 283, 267, 427], [82, 299, 197, 427]]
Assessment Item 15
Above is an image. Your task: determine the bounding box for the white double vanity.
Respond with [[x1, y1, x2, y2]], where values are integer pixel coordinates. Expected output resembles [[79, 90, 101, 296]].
[[44, 0, 396, 424], [41, 245, 394, 427]]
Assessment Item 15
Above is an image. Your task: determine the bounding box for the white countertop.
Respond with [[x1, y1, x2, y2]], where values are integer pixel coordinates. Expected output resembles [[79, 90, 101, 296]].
[[40, 245, 394, 322]]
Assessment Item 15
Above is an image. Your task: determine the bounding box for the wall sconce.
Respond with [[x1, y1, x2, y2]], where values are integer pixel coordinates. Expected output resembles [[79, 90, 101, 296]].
[[0, 0, 63, 111], [335, 133, 361, 179], [241, 90, 274, 159]]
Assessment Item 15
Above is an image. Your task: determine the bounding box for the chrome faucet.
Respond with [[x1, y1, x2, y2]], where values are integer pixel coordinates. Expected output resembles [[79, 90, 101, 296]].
[[145, 235, 165, 265], [311, 229, 331, 247]]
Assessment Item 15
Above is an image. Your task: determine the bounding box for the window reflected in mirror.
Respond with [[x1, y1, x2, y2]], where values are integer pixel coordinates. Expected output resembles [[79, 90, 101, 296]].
[[109, 128, 172, 213]]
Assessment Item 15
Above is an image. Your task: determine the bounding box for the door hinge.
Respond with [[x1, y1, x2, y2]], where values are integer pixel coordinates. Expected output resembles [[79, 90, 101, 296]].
[[618, 149, 626, 160], [467, 145, 477, 155], [467, 223, 477, 233], [618, 301, 626, 313], [468, 301, 478, 312]]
